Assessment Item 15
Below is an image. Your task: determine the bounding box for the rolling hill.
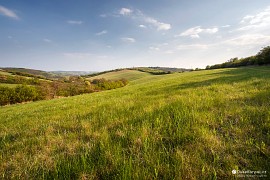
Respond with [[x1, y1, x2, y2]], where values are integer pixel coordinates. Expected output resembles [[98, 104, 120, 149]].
[[86, 69, 151, 81], [0, 66, 269, 179]]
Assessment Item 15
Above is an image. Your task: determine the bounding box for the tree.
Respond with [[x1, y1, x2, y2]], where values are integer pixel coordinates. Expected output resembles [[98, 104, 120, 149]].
[[256, 46, 270, 65]]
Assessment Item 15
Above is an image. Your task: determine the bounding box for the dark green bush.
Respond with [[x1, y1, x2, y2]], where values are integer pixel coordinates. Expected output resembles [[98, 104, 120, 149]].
[[0, 87, 15, 105]]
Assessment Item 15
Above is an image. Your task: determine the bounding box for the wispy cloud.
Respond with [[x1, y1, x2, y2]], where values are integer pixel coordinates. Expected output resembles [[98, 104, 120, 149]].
[[238, 6, 270, 31], [178, 26, 218, 38], [96, 30, 107, 36], [139, 24, 147, 28], [121, 37, 136, 43], [144, 17, 171, 31], [43, 38, 52, 43], [118, 7, 171, 31], [119, 8, 133, 16], [149, 46, 160, 51], [0, 5, 19, 20], [224, 34, 270, 46], [222, 25, 231, 28], [63, 53, 92, 59], [177, 44, 209, 50], [100, 14, 107, 18], [67, 20, 83, 25]]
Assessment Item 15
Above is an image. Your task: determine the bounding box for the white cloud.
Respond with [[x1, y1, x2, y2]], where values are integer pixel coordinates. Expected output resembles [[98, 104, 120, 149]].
[[121, 37, 136, 43], [224, 34, 270, 46], [43, 38, 52, 43], [190, 34, 200, 39], [118, 8, 171, 31], [119, 8, 133, 16], [177, 44, 209, 50], [139, 24, 147, 28], [145, 17, 171, 31], [222, 25, 231, 28], [164, 50, 174, 54], [240, 15, 255, 24], [239, 6, 270, 31], [96, 30, 107, 36], [100, 14, 107, 18], [63, 53, 92, 59], [149, 46, 160, 51], [178, 26, 218, 38], [0, 5, 19, 20], [97, 55, 108, 59], [67, 20, 83, 25]]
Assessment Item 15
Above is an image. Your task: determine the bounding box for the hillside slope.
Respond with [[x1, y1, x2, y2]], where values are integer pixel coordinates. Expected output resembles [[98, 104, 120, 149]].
[[86, 69, 150, 81], [1, 67, 61, 79], [0, 66, 269, 179]]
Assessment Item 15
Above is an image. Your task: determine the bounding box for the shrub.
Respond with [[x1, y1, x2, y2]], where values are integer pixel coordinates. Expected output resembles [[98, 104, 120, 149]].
[[0, 87, 15, 105], [14, 85, 40, 103]]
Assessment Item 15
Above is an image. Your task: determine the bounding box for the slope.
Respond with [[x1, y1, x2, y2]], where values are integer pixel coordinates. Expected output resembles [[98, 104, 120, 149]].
[[86, 69, 151, 81], [1, 67, 62, 79], [0, 66, 269, 179]]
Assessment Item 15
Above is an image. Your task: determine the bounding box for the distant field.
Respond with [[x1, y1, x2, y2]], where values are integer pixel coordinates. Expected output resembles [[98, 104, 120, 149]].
[[87, 69, 151, 81], [0, 66, 269, 179], [0, 71, 13, 76], [0, 83, 19, 88]]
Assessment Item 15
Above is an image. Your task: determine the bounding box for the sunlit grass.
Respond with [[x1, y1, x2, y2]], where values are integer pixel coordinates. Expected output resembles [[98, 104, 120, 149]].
[[0, 83, 20, 88], [0, 66, 269, 179], [86, 69, 150, 81]]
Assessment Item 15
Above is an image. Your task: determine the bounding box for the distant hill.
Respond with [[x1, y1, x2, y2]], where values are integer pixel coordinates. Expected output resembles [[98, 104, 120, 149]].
[[131, 67, 192, 74], [50, 71, 97, 76], [148, 66, 192, 73], [86, 69, 150, 81], [84, 67, 192, 80], [1, 67, 61, 79]]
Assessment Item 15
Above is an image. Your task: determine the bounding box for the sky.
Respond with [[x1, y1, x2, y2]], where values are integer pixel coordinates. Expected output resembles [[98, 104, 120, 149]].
[[1, 0, 270, 71]]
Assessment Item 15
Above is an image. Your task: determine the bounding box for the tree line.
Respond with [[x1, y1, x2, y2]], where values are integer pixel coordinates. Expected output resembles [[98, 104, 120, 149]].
[[206, 46, 270, 69], [0, 77, 128, 106]]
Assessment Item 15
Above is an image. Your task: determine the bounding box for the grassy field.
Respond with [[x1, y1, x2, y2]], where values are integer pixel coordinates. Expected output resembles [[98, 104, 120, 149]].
[[0, 70, 13, 76], [0, 83, 20, 88], [86, 69, 150, 81], [0, 66, 269, 179]]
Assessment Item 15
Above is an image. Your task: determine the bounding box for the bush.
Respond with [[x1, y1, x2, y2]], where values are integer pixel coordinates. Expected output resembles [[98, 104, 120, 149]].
[[14, 85, 40, 103], [0, 87, 15, 105], [0, 85, 43, 106]]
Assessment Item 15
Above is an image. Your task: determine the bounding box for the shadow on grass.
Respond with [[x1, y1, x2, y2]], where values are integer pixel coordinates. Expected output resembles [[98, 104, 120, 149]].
[[178, 68, 270, 90]]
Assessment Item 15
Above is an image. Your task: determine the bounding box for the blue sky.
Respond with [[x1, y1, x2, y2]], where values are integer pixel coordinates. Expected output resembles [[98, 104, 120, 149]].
[[1, 0, 270, 71]]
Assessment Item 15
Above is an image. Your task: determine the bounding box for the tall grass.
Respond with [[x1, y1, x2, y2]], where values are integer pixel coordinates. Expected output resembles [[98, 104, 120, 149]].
[[0, 67, 269, 179]]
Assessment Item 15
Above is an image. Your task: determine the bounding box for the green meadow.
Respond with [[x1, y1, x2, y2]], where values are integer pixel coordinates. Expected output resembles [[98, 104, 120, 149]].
[[0, 66, 269, 179], [86, 69, 150, 81], [0, 83, 19, 88]]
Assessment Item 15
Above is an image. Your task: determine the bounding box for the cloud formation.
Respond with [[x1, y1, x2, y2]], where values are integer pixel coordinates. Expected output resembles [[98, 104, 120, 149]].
[[0, 5, 19, 19], [145, 17, 171, 31], [179, 26, 218, 38], [43, 38, 52, 43], [96, 30, 107, 36], [121, 37, 136, 43], [238, 6, 270, 31], [119, 7, 171, 31], [224, 34, 270, 46], [119, 8, 133, 16], [67, 20, 83, 25], [63, 53, 92, 59], [139, 24, 147, 28]]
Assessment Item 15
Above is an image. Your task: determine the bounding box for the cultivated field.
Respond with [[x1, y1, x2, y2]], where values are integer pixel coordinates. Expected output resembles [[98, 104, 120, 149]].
[[0, 67, 269, 179]]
